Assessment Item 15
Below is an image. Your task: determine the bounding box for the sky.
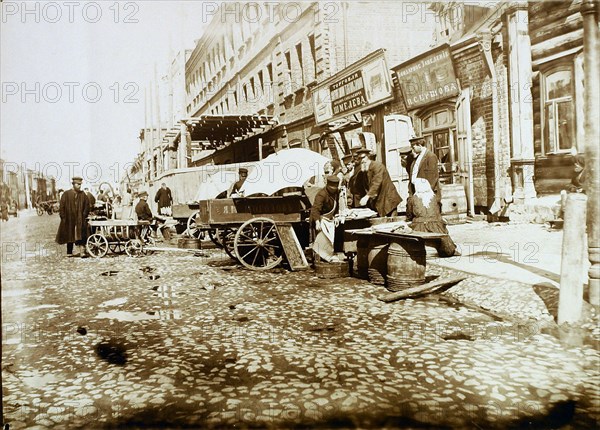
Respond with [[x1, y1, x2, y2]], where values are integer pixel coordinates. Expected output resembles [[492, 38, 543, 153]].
[[1, 1, 209, 189]]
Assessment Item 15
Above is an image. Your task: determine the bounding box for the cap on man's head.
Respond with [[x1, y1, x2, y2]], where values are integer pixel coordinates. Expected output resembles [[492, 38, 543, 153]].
[[239, 167, 248, 174], [138, 191, 148, 197], [342, 154, 354, 164], [72, 176, 83, 184], [326, 175, 340, 186], [409, 136, 426, 145], [161, 182, 166, 186], [399, 146, 412, 154]]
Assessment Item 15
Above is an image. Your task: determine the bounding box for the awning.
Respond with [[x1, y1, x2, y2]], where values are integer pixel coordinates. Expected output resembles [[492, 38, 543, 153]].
[[162, 114, 277, 150]]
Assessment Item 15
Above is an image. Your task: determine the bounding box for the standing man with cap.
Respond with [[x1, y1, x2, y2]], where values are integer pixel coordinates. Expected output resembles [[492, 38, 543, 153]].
[[355, 148, 402, 217], [56, 176, 90, 257], [408, 136, 441, 204], [310, 176, 343, 262], [228, 167, 249, 197], [154, 182, 173, 216]]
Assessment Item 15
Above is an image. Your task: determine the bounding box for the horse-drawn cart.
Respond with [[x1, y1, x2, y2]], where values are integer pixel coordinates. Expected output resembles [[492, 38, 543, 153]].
[[195, 194, 312, 271]]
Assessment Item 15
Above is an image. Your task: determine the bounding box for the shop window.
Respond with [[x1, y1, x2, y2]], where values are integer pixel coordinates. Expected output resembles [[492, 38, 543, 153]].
[[420, 106, 456, 182], [541, 65, 576, 154]]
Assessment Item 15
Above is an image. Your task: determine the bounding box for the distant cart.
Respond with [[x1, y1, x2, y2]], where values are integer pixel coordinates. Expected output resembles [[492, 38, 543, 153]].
[[36, 200, 59, 216], [196, 194, 312, 271]]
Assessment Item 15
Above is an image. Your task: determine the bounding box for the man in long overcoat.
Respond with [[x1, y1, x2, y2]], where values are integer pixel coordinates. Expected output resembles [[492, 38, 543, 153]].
[[56, 176, 90, 257], [356, 148, 402, 217]]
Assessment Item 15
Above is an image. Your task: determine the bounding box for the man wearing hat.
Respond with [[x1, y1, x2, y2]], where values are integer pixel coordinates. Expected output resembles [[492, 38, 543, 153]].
[[154, 182, 173, 216], [355, 148, 402, 217], [310, 175, 342, 262], [408, 136, 441, 204], [135, 191, 153, 221], [55, 176, 90, 257], [228, 167, 249, 197]]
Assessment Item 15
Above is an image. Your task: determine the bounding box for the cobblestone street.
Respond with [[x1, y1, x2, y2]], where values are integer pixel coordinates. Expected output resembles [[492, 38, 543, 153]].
[[2, 214, 599, 429]]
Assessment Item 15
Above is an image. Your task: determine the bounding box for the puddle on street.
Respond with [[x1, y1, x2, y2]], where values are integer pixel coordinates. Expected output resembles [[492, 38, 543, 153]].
[[1, 289, 32, 298], [99, 297, 129, 307], [21, 371, 59, 389], [15, 304, 60, 313], [95, 309, 181, 321]]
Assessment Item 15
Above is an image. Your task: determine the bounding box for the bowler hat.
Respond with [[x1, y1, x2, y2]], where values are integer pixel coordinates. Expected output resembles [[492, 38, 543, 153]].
[[326, 175, 340, 185], [342, 154, 354, 164], [71, 176, 83, 184], [138, 191, 148, 197], [355, 148, 371, 157]]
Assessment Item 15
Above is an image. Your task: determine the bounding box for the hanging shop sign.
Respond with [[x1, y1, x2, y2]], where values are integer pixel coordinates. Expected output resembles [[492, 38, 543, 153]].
[[393, 44, 460, 110], [312, 49, 394, 126]]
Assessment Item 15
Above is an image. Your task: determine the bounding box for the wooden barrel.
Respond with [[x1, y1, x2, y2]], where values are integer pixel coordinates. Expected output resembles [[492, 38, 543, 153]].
[[440, 184, 468, 217], [178, 238, 202, 249], [367, 235, 388, 286], [315, 260, 350, 279], [356, 235, 370, 279], [386, 240, 426, 292]]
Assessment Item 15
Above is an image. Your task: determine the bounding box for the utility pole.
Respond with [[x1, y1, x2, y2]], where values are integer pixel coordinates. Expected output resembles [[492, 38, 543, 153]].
[[581, 0, 599, 306]]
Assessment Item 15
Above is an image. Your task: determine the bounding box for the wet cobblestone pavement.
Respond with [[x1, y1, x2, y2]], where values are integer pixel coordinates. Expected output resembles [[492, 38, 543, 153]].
[[2, 215, 599, 429]]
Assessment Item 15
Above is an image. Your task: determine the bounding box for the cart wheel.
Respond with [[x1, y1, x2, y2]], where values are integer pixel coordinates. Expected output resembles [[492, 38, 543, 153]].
[[234, 218, 283, 271], [86, 233, 109, 258], [221, 228, 238, 261], [208, 228, 224, 248], [125, 239, 144, 257], [109, 243, 126, 254], [186, 211, 203, 239], [36, 206, 44, 216]]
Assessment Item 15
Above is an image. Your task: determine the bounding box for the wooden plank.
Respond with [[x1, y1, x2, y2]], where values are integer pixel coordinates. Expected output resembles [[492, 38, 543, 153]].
[[377, 276, 466, 303], [276, 224, 309, 271]]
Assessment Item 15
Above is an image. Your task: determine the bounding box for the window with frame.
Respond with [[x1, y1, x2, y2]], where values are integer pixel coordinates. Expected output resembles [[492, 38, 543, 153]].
[[419, 107, 456, 180], [541, 65, 575, 154]]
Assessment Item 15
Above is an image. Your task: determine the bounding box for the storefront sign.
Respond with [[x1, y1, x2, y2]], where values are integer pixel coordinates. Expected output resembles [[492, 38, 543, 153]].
[[394, 45, 460, 110], [313, 49, 393, 126]]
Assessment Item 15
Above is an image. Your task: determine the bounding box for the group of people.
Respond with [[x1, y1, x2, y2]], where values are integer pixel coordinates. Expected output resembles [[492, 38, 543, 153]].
[[310, 136, 459, 260], [55, 177, 174, 257]]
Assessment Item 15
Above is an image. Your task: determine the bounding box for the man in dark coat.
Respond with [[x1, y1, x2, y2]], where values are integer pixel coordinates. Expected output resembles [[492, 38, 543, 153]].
[[56, 176, 90, 257], [408, 137, 441, 203], [356, 148, 402, 217], [135, 191, 153, 221], [154, 183, 173, 215], [310, 176, 340, 232]]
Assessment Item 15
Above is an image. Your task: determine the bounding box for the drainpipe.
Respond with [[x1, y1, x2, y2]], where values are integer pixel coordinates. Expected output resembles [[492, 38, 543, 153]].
[[343, 2, 348, 68], [478, 30, 502, 213], [581, 0, 600, 306]]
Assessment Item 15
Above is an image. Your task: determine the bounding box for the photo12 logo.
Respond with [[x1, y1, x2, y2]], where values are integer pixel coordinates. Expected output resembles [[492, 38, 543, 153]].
[[2, 82, 140, 104], [1, 1, 140, 24]]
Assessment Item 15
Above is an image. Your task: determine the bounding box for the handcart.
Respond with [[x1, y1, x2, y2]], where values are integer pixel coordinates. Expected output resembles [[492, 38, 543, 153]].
[[86, 219, 156, 258]]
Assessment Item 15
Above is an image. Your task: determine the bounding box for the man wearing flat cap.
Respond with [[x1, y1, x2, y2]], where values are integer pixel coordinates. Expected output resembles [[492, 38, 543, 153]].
[[355, 148, 402, 217], [135, 191, 153, 221], [310, 175, 342, 262], [228, 167, 249, 197], [55, 176, 90, 257]]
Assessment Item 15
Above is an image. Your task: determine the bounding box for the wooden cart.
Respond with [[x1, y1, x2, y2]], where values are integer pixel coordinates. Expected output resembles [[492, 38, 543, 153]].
[[86, 219, 155, 258], [197, 194, 312, 271]]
